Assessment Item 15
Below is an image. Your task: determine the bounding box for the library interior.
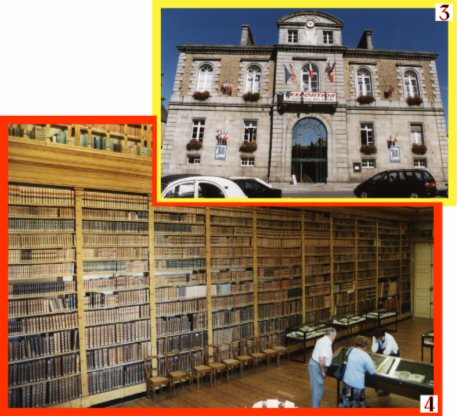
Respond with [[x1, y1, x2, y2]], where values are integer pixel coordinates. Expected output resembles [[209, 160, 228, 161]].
[[8, 124, 435, 409]]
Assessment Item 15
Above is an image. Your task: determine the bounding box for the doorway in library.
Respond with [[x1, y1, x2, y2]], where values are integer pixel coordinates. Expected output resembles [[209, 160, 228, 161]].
[[291, 117, 327, 183], [414, 243, 434, 319]]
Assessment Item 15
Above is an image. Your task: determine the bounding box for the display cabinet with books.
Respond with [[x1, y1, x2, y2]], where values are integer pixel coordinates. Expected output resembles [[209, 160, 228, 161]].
[[153, 207, 209, 375], [256, 208, 302, 335], [8, 184, 82, 408]]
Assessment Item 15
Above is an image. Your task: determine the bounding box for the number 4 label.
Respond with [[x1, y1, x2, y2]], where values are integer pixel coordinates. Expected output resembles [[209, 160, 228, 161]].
[[436, 4, 454, 21], [421, 395, 439, 413]]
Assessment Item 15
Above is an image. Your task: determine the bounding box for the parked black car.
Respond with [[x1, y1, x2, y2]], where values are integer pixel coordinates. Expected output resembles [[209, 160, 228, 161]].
[[354, 169, 437, 198], [229, 177, 282, 198]]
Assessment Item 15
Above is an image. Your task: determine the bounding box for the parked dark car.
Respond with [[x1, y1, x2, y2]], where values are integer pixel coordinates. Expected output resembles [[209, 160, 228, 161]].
[[354, 169, 437, 198], [229, 177, 282, 198]]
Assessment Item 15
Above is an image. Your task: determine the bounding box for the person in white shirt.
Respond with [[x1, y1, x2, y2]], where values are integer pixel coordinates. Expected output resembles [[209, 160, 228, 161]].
[[308, 327, 337, 408], [372, 328, 399, 356]]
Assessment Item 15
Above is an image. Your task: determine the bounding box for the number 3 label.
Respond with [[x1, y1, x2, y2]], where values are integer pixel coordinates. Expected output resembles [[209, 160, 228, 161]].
[[436, 4, 454, 21], [421, 395, 439, 413]]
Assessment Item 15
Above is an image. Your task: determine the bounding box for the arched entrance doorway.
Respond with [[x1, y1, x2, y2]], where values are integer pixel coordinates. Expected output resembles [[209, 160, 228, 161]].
[[291, 118, 327, 183]]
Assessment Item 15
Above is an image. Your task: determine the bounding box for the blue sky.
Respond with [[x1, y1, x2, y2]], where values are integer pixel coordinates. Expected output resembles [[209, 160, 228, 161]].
[[162, 8, 448, 120]]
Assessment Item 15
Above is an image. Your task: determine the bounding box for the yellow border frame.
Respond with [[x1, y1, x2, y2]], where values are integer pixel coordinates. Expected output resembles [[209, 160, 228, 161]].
[[154, 0, 456, 205]]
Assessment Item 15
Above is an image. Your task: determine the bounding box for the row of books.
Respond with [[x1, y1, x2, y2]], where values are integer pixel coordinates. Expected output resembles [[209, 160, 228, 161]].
[[334, 255, 356, 262], [210, 236, 252, 247], [258, 299, 301, 319], [157, 353, 191, 377], [9, 295, 77, 317], [211, 269, 252, 283], [8, 331, 79, 362], [306, 284, 331, 297], [9, 374, 82, 408], [258, 257, 301, 268], [82, 191, 149, 211], [156, 313, 208, 337], [155, 234, 205, 247], [81, 124, 145, 137], [9, 354, 80, 386], [213, 323, 254, 344], [9, 313, 78, 336], [155, 258, 206, 270], [258, 265, 301, 278], [257, 279, 299, 292], [83, 220, 148, 233], [211, 247, 253, 258], [334, 281, 355, 293], [83, 260, 148, 273], [157, 331, 208, 356], [9, 248, 75, 264], [258, 288, 302, 303], [211, 281, 253, 295], [85, 320, 151, 349], [305, 275, 331, 286], [88, 362, 145, 395], [9, 233, 75, 248], [83, 274, 148, 291], [305, 308, 331, 325], [9, 281, 76, 297], [154, 223, 205, 234], [259, 315, 302, 335], [358, 287, 377, 301], [379, 280, 398, 297], [156, 299, 208, 316], [156, 285, 207, 301], [357, 276, 377, 288], [334, 303, 356, 317], [83, 233, 149, 247], [85, 305, 150, 326], [212, 307, 254, 328], [154, 212, 205, 224], [257, 220, 300, 231], [305, 295, 331, 310], [212, 293, 253, 310], [358, 299, 377, 314], [9, 184, 75, 207], [210, 226, 252, 236], [9, 263, 75, 280], [155, 271, 207, 287], [154, 246, 206, 259], [83, 208, 148, 221], [210, 215, 251, 226], [83, 289, 149, 308], [9, 219, 75, 232], [211, 257, 253, 268], [87, 341, 152, 370], [9, 206, 74, 218]]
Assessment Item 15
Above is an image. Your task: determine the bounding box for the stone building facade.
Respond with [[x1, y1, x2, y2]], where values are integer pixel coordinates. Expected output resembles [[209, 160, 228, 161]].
[[162, 10, 447, 185]]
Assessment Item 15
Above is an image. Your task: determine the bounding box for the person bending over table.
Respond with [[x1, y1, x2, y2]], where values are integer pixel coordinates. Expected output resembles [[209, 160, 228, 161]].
[[372, 327, 399, 395]]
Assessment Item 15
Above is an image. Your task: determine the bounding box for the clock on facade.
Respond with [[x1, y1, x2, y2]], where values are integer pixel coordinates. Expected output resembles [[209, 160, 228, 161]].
[[306, 20, 315, 28]]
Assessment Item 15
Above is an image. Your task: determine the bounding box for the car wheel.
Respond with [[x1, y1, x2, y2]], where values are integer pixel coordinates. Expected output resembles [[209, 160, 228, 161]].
[[409, 192, 419, 198], [359, 192, 369, 198]]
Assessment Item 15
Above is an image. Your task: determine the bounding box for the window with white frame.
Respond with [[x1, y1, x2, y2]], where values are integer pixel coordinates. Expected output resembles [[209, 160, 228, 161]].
[[187, 155, 201, 165], [410, 123, 424, 145], [196, 64, 214, 92], [246, 65, 262, 93], [356, 68, 373, 96], [243, 120, 257, 142], [360, 123, 375, 145], [301, 63, 319, 92], [361, 159, 376, 168], [323, 31, 333, 44], [192, 119, 205, 141], [414, 158, 427, 167], [288, 30, 298, 43], [241, 157, 255, 166], [404, 70, 420, 97]]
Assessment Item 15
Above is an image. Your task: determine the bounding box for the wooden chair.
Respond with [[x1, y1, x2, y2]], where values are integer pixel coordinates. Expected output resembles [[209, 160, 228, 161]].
[[247, 337, 268, 372], [269, 332, 290, 363], [208, 344, 228, 384], [189, 346, 214, 390], [232, 339, 254, 375], [165, 350, 192, 396], [143, 355, 170, 399], [259, 334, 279, 366], [219, 341, 242, 380]]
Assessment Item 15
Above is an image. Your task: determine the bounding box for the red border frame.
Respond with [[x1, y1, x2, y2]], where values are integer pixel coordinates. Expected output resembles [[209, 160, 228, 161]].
[[0, 116, 442, 415]]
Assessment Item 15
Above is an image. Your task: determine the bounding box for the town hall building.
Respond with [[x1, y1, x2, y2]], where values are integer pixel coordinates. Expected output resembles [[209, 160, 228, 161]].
[[162, 10, 448, 185]]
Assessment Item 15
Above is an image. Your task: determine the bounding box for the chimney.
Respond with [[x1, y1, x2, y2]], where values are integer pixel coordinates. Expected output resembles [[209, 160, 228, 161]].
[[240, 25, 255, 46], [357, 29, 374, 49]]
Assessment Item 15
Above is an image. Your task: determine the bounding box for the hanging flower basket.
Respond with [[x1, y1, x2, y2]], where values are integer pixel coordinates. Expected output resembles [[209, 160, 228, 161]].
[[360, 144, 377, 155], [356, 95, 375, 104], [406, 96, 423, 106], [411, 143, 427, 155], [193, 91, 210, 101], [384, 85, 395, 99], [186, 139, 203, 151], [242, 92, 260, 102], [239, 141, 258, 153]]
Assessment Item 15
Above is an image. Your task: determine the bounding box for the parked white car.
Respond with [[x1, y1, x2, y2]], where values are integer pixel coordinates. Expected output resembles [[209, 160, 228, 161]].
[[161, 175, 248, 198]]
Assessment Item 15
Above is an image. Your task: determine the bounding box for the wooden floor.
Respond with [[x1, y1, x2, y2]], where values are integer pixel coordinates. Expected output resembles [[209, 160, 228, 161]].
[[111, 317, 433, 408]]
